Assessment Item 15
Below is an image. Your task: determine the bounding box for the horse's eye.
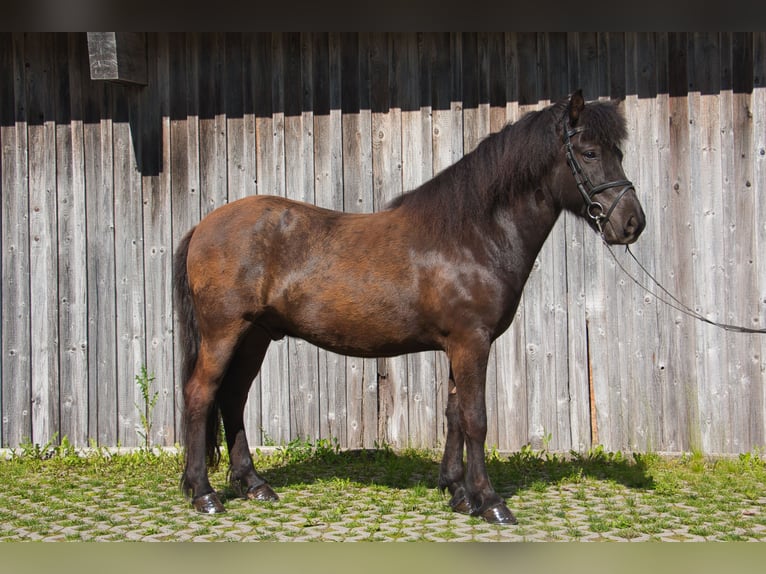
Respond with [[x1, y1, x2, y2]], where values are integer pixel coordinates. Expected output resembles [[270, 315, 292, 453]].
[[583, 150, 598, 160]]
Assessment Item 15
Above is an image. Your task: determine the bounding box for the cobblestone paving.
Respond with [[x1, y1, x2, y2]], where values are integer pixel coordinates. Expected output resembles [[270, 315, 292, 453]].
[[3, 473, 766, 542]]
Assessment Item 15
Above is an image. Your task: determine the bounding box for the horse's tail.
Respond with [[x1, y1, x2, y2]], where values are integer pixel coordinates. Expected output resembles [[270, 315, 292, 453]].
[[174, 228, 221, 490]]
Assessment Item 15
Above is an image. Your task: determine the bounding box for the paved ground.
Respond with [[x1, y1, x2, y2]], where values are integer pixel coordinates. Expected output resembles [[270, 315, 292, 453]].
[[3, 478, 766, 542], [3, 446, 766, 542]]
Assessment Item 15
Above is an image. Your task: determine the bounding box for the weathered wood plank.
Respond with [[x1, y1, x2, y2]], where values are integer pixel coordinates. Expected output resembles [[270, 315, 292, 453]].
[[240, 32, 264, 446], [112, 86, 146, 448], [752, 34, 766, 453], [688, 32, 727, 453], [429, 32, 461, 447], [665, 32, 701, 452], [493, 33, 528, 451], [26, 33, 60, 447], [311, 32, 347, 445], [399, 33, 437, 448], [369, 32, 408, 446], [254, 33, 290, 446], [281, 32, 320, 443], [542, 30, 591, 451], [198, 33, 228, 217], [339, 33, 378, 449], [87, 32, 147, 85], [460, 33, 502, 447], [720, 33, 761, 451], [170, 32, 201, 443], [56, 33, 89, 446], [141, 33, 175, 446], [1, 33, 32, 447]]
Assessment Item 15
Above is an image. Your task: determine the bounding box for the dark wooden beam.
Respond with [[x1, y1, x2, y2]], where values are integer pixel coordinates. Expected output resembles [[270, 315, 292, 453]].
[[87, 32, 147, 86]]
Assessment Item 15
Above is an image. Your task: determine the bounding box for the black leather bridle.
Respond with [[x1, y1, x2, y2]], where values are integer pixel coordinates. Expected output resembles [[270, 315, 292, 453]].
[[563, 122, 635, 230]]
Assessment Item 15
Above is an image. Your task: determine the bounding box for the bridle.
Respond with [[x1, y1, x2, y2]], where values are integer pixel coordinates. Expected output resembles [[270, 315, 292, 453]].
[[563, 122, 635, 231]]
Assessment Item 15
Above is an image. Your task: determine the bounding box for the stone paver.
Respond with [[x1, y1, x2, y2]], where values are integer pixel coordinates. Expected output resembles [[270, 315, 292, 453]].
[[6, 483, 764, 542]]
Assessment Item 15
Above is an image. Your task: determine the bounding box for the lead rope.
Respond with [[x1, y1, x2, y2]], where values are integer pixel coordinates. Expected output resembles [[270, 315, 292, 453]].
[[597, 223, 766, 334]]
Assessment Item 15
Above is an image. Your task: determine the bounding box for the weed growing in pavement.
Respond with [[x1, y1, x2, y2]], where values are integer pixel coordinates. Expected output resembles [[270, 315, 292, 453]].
[[135, 366, 159, 449]]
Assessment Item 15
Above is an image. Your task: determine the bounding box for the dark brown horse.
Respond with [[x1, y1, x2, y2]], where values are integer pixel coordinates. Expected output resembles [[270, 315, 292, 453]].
[[173, 90, 645, 524]]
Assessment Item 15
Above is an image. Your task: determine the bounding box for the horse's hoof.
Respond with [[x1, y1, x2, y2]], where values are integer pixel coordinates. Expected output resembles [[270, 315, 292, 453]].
[[479, 502, 517, 525], [448, 490, 473, 514], [192, 492, 225, 514], [246, 483, 279, 502]]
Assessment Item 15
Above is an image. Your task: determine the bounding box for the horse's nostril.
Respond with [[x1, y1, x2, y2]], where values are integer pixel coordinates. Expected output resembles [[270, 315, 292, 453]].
[[624, 213, 646, 241]]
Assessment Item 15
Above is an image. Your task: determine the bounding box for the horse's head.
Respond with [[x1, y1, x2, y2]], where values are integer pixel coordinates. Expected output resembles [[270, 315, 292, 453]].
[[556, 90, 645, 245]]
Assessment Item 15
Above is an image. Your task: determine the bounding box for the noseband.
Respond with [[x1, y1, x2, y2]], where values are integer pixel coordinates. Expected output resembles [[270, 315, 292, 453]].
[[563, 123, 635, 230]]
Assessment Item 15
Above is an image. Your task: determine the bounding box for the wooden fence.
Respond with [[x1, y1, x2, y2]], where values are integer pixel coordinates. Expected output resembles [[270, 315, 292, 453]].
[[1, 32, 765, 455]]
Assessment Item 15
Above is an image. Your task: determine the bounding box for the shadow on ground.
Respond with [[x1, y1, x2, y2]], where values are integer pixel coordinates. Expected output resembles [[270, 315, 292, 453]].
[[222, 446, 655, 503]]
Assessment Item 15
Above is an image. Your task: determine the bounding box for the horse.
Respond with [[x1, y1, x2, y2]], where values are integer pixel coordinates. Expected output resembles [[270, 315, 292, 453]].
[[173, 90, 645, 524]]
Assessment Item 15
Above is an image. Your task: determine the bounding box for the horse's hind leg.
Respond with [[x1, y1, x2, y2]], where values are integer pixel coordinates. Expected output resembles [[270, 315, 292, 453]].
[[182, 327, 246, 514], [219, 326, 279, 502]]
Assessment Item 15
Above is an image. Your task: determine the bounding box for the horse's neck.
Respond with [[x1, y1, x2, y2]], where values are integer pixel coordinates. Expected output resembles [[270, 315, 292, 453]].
[[491, 185, 563, 285]]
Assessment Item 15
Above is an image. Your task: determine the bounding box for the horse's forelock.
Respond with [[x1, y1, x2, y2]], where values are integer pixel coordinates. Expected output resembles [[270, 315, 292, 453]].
[[578, 101, 628, 148]]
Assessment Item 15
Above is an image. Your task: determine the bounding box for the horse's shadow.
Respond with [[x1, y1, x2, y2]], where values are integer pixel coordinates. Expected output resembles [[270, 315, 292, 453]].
[[218, 446, 655, 504]]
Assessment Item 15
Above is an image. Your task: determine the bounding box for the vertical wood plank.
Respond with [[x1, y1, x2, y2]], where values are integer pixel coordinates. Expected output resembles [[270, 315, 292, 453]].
[[253, 33, 290, 446], [141, 33, 175, 446], [282, 32, 319, 443], [399, 33, 437, 448], [476, 32, 501, 450], [626, 32, 664, 451], [536, 33, 572, 452], [430, 32, 461, 448], [753, 33, 766, 454], [665, 32, 701, 452], [340, 33, 378, 449], [248, 33, 290, 445], [516, 32, 557, 450], [312, 32, 347, 445], [543, 31, 591, 452], [688, 32, 727, 453], [720, 33, 761, 451], [170, 33, 201, 443], [645, 32, 678, 452], [56, 33, 89, 446], [493, 32, 528, 451], [112, 86, 146, 448], [370, 32, 407, 446], [225, 33, 251, 203], [240, 32, 263, 446], [1, 33, 32, 447], [198, 33, 228, 217], [26, 33, 60, 447], [83, 45, 118, 447]]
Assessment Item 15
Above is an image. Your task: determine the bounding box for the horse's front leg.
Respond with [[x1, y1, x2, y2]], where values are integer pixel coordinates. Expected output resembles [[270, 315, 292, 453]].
[[446, 339, 517, 525], [439, 369, 470, 513]]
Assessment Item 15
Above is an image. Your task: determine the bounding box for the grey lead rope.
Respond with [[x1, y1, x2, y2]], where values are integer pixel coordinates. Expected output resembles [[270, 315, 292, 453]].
[[599, 233, 766, 335]]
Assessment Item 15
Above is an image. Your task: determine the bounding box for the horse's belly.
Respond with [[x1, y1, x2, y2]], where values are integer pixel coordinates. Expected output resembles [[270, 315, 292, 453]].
[[262, 288, 436, 358]]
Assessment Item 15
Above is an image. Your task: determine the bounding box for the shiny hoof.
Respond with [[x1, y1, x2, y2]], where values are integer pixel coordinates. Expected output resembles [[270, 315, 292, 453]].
[[192, 492, 225, 514], [478, 502, 517, 525], [246, 483, 279, 502], [446, 485, 472, 514]]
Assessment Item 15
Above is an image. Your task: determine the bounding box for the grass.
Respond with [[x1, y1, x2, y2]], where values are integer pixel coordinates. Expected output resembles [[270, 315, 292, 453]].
[[1, 439, 765, 541]]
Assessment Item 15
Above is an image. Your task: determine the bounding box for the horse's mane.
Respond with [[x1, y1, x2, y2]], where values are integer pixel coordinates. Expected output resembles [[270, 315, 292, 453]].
[[386, 96, 627, 239]]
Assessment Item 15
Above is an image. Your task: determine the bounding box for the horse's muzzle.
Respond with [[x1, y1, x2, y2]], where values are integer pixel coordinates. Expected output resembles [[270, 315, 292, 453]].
[[604, 207, 646, 245]]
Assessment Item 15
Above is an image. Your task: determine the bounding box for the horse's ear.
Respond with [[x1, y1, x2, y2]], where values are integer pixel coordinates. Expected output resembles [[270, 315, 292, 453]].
[[568, 89, 585, 126]]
